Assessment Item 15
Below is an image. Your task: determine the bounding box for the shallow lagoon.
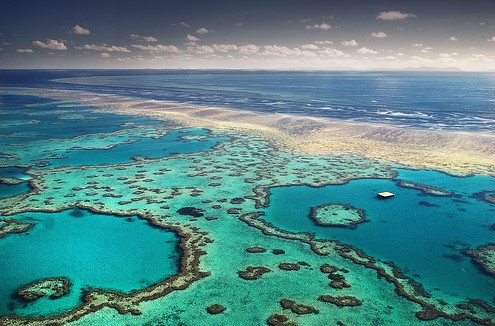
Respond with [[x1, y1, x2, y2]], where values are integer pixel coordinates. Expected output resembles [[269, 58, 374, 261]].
[[264, 169, 495, 303], [0, 209, 180, 317], [44, 128, 228, 168]]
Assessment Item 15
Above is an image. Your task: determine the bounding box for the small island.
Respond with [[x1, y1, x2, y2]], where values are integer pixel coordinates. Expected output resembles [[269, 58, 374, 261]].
[[16, 277, 72, 302], [309, 203, 367, 229]]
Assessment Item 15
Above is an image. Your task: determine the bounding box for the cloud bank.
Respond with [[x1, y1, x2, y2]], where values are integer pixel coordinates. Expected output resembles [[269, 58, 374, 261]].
[[377, 11, 416, 21], [371, 32, 388, 38], [32, 39, 67, 50], [73, 25, 91, 35], [130, 34, 157, 42], [305, 23, 332, 30]]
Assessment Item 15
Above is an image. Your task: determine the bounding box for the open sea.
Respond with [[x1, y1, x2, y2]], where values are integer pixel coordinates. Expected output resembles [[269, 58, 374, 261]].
[[1, 69, 495, 131]]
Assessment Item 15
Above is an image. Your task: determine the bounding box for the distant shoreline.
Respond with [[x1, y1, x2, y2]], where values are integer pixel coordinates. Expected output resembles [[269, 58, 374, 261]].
[[2, 86, 495, 176]]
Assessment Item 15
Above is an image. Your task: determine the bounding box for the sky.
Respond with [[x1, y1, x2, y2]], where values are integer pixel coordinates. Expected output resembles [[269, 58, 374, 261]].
[[1, 0, 494, 70]]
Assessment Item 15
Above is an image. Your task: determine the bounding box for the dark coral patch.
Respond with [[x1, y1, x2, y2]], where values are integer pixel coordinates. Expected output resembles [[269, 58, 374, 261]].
[[279, 299, 319, 315], [230, 197, 245, 204], [246, 246, 267, 253], [318, 295, 362, 307], [16, 277, 72, 302], [206, 304, 226, 314], [278, 263, 300, 271], [237, 266, 271, 280], [176, 207, 205, 217], [266, 314, 296, 326], [320, 264, 339, 274]]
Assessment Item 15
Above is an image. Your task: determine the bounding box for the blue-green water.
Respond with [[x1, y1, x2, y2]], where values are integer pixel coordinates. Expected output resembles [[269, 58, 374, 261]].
[[43, 128, 228, 168], [0, 93, 228, 317], [0, 209, 180, 317], [0, 182, 30, 199], [0, 94, 227, 197], [1, 71, 494, 322], [264, 169, 495, 303], [0, 94, 158, 145], [0, 167, 31, 199]]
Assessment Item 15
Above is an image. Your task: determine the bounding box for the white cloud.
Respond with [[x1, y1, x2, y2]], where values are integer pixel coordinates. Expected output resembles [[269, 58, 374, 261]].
[[212, 44, 238, 52], [238, 44, 259, 54], [315, 40, 333, 45], [358, 47, 378, 54], [341, 40, 359, 47], [179, 21, 190, 28], [259, 45, 317, 58], [192, 45, 215, 54], [371, 32, 388, 38], [305, 23, 332, 30], [131, 44, 180, 53], [79, 44, 130, 52], [472, 54, 486, 58], [319, 47, 346, 57], [16, 48, 33, 53], [234, 23, 243, 27], [411, 43, 423, 47], [488, 36, 495, 42], [377, 11, 416, 21], [100, 52, 110, 58], [130, 34, 157, 42], [448, 36, 458, 41], [260, 45, 292, 57], [302, 44, 319, 50], [421, 47, 433, 53], [186, 34, 200, 42], [196, 27, 209, 34], [73, 24, 90, 35], [32, 39, 67, 50]]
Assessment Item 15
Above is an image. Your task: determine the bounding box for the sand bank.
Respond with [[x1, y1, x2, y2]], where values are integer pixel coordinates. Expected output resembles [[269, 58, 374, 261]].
[[110, 97, 495, 176], [6, 88, 495, 176]]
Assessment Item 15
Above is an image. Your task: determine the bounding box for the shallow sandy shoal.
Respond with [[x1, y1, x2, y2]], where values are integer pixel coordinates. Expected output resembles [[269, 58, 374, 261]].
[[6, 87, 495, 176]]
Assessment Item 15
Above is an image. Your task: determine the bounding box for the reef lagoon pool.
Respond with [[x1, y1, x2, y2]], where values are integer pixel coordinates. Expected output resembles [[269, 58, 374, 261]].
[[0, 208, 180, 317], [263, 169, 495, 303]]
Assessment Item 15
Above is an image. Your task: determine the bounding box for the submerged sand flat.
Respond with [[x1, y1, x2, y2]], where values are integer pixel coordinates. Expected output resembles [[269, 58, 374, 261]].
[[10, 87, 493, 176]]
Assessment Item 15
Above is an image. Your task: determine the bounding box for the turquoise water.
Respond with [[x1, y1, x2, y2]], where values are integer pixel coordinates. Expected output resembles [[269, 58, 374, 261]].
[[0, 209, 180, 317], [0, 167, 31, 199], [0, 94, 158, 145], [264, 169, 495, 303], [1, 72, 495, 323], [44, 128, 228, 168], [0, 182, 30, 198], [0, 94, 228, 199]]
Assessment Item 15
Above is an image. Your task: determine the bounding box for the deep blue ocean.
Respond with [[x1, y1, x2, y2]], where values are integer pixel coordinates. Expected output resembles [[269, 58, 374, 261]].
[[1, 70, 494, 131]]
